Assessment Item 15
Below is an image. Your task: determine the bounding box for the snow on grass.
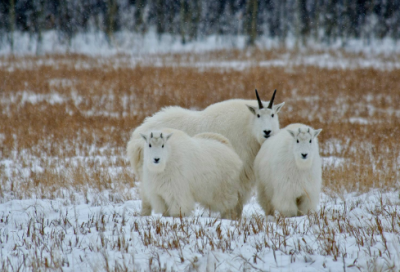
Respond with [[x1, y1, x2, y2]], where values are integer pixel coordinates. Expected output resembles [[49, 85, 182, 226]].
[[0, 190, 399, 271], [165, 55, 400, 71], [2, 52, 399, 72], [0, 91, 64, 106], [1, 30, 400, 71], [0, 89, 139, 118], [0, 30, 247, 57], [2, 30, 400, 57], [322, 156, 346, 168], [349, 117, 370, 125]]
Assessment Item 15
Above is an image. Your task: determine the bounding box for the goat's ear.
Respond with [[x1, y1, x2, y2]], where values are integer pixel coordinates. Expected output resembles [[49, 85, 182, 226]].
[[246, 105, 257, 115], [287, 129, 296, 138], [273, 102, 285, 114], [166, 133, 173, 141], [140, 133, 147, 141], [313, 129, 322, 138]]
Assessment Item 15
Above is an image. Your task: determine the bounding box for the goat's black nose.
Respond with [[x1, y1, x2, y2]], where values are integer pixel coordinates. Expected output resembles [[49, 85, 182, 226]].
[[301, 153, 308, 159], [263, 130, 272, 138], [154, 158, 160, 163]]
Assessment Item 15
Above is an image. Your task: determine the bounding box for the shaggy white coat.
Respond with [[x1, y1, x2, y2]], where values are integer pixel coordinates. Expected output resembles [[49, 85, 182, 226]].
[[127, 98, 284, 216], [141, 129, 242, 219], [255, 123, 322, 217]]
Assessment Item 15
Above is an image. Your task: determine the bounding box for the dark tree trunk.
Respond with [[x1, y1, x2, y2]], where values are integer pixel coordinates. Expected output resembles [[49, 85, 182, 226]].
[[279, 0, 287, 44], [246, 0, 258, 46], [9, 0, 15, 52], [36, 0, 45, 56], [134, 0, 145, 33], [324, 0, 338, 45], [189, 0, 200, 41], [106, 0, 117, 44], [298, 0, 310, 43], [180, 0, 186, 44]]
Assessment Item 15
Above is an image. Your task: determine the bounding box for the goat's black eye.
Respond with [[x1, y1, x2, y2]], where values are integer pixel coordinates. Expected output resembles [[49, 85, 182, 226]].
[[162, 145, 164, 148], [296, 140, 299, 143], [257, 114, 260, 118], [309, 140, 312, 143], [149, 144, 152, 148], [271, 114, 274, 117]]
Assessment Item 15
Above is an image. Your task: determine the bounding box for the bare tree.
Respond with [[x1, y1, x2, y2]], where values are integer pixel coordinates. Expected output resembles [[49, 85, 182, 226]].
[[156, 0, 164, 37], [279, 0, 287, 45], [106, 0, 117, 44], [323, 0, 338, 45], [312, 0, 321, 42], [297, 0, 310, 45], [189, 0, 200, 41], [246, 0, 258, 46], [34, 0, 46, 56], [134, 0, 146, 33], [8, 0, 15, 52], [180, 0, 187, 44]]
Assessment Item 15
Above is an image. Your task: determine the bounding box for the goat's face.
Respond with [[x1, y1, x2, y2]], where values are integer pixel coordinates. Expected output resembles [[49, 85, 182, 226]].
[[247, 89, 284, 145], [141, 131, 173, 173], [287, 127, 322, 169]]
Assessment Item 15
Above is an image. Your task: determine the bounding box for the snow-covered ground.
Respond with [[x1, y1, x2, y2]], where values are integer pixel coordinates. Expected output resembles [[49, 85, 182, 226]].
[[1, 189, 399, 271], [1, 30, 400, 71], [1, 30, 400, 57]]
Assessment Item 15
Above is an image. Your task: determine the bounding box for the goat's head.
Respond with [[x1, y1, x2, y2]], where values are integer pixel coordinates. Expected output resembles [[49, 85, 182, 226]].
[[287, 126, 322, 169], [141, 131, 173, 172], [247, 89, 285, 144]]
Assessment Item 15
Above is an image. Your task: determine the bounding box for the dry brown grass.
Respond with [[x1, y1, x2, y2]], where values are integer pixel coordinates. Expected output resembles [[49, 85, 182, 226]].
[[0, 51, 400, 202]]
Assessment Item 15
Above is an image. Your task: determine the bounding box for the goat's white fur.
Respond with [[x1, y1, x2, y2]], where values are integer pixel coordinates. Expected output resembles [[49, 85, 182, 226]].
[[127, 96, 285, 216], [140, 129, 242, 218], [255, 123, 322, 217]]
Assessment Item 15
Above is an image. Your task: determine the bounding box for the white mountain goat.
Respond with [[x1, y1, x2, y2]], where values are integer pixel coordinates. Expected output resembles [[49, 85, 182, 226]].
[[140, 129, 242, 218], [255, 124, 323, 217], [127, 90, 285, 216]]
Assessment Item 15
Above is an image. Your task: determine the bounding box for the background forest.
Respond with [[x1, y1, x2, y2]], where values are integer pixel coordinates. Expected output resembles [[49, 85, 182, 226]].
[[1, 0, 400, 52]]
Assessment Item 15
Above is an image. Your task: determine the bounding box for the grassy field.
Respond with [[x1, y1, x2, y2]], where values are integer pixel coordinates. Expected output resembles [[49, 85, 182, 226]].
[[1, 50, 400, 271]]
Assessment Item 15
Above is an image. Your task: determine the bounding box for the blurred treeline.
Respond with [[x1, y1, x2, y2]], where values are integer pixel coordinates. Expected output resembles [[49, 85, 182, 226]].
[[1, 0, 399, 48]]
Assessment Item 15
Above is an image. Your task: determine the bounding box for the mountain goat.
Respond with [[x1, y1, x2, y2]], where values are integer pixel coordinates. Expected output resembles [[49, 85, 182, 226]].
[[140, 129, 242, 219], [255, 124, 323, 217], [127, 89, 285, 216]]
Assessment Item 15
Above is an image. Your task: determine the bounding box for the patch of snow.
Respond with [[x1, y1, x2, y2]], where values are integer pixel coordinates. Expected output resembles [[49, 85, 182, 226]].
[[144, 56, 400, 71], [0, 91, 65, 106], [349, 117, 369, 124], [322, 156, 346, 168], [0, 133, 5, 144], [48, 78, 76, 88]]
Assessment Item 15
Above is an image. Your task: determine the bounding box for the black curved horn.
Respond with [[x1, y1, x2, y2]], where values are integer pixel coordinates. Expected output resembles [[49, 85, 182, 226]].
[[150, 132, 153, 138], [267, 89, 277, 109], [160, 133, 163, 138], [255, 89, 263, 109]]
